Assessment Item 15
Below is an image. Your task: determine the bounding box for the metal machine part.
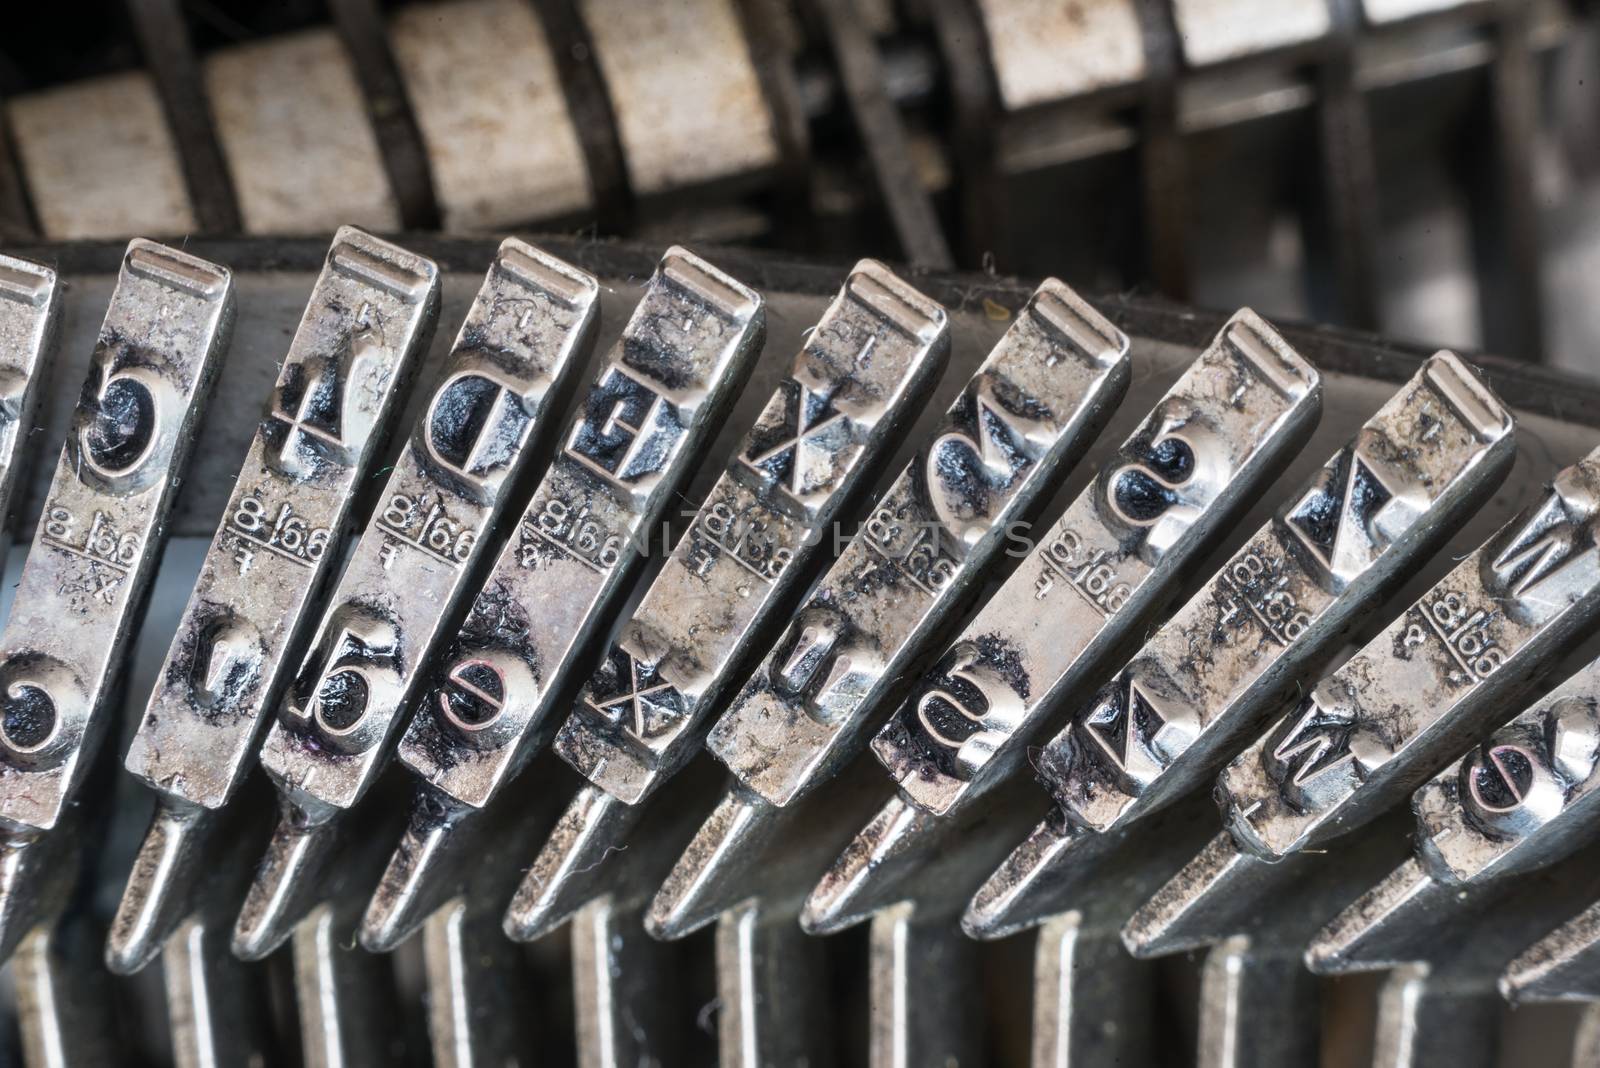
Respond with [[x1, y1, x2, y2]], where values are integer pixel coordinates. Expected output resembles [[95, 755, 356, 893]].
[[2, 234, 1600, 1065]]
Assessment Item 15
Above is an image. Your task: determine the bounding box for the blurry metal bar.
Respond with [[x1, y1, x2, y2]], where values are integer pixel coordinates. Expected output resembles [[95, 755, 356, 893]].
[[0, 102, 38, 240], [502, 258, 948, 987], [572, 897, 683, 1068], [1370, 964, 1498, 1068], [241, 240, 598, 959], [716, 897, 827, 1067], [1197, 937, 1318, 1067], [1125, 444, 1600, 959], [0, 241, 233, 962], [811, 0, 954, 269], [424, 898, 541, 1067], [1502, 897, 1600, 1001], [328, 0, 442, 230], [13, 919, 115, 1068], [123, 0, 241, 233], [164, 915, 271, 1067], [0, 253, 61, 559], [531, 0, 632, 232], [115, 228, 441, 974], [1306, 0, 1382, 329], [359, 249, 763, 952], [1031, 912, 1152, 1067], [868, 902, 980, 1068], [654, 281, 1133, 945], [1134, 0, 1190, 299], [293, 902, 406, 1067], [1468, 0, 1547, 361]]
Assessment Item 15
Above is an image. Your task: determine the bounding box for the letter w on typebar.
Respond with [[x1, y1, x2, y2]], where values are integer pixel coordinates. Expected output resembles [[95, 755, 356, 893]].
[[109, 229, 441, 974], [346, 249, 764, 953], [0, 241, 233, 961], [491, 260, 947, 948], [228, 242, 602, 959], [1126, 444, 1600, 959]]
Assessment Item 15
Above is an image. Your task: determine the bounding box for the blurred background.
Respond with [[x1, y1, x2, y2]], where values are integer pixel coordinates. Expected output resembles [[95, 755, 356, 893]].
[[1, 0, 1597, 373]]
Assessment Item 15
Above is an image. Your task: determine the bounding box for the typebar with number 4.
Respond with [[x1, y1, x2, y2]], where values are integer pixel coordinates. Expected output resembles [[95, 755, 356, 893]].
[[705, 282, 1135, 808], [230, 242, 601, 959], [555, 259, 949, 801], [1127, 445, 1600, 956], [871, 309, 1325, 819], [0, 240, 233, 962], [965, 352, 1514, 941], [346, 249, 763, 954]]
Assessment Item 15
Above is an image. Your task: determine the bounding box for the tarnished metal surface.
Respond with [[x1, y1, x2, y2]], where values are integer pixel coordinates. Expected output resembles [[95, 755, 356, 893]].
[[1127, 445, 1600, 957], [975, 0, 1146, 110], [0, 241, 233, 961], [234, 239, 596, 959], [113, 229, 441, 973], [1170, 0, 1331, 66], [0, 254, 61, 560], [357, 247, 764, 952]]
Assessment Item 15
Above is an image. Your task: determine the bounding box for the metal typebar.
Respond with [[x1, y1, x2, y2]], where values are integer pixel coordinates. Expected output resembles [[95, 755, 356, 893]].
[[354, 248, 765, 953], [236, 240, 600, 958], [0, 240, 234, 962], [498, 256, 949, 1007], [813, 310, 1331, 1062], [651, 277, 1135, 941], [1124, 446, 1600, 959], [0, 253, 61, 560], [114, 228, 442, 973]]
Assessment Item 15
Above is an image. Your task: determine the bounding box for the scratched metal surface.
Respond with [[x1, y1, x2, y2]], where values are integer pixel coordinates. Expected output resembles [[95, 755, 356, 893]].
[[3, 236, 1599, 1065]]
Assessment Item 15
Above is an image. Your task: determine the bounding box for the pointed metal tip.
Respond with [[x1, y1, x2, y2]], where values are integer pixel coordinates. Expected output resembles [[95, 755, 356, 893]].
[[1121, 832, 1255, 960], [800, 794, 928, 936], [105, 801, 211, 976], [503, 786, 639, 944], [231, 811, 342, 961], [961, 817, 1083, 942], [1499, 901, 1600, 1004], [646, 791, 770, 942], [1303, 859, 1440, 976], [358, 810, 458, 955]]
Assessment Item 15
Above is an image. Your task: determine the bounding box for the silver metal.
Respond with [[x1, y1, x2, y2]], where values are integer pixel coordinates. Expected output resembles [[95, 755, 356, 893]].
[[357, 248, 765, 953], [14, 920, 116, 1068], [0, 240, 233, 962], [1502, 898, 1600, 1002], [1195, 936, 1319, 1068], [0, 253, 62, 561], [706, 279, 1134, 809], [1125, 445, 1600, 957], [571, 897, 684, 1068], [963, 352, 1515, 943], [293, 901, 406, 1068], [501, 259, 948, 954], [556, 258, 949, 802], [422, 897, 540, 1067], [232, 240, 599, 959], [715, 897, 829, 1068], [113, 228, 442, 974], [868, 902, 982, 1068], [651, 277, 1134, 940]]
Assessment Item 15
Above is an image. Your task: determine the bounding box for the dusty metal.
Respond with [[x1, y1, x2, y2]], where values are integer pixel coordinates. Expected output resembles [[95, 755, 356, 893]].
[[0, 253, 60, 559], [504, 259, 949, 953], [236, 239, 600, 960], [356, 247, 764, 953], [0, 241, 233, 964], [1502, 897, 1600, 1002], [962, 352, 1516, 958], [872, 308, 1335, 820], [650, 277, 1134, 952], [1125, 444, 1600, 959], [814, 308, 1325, 1064], [114, 228, 442, 974]]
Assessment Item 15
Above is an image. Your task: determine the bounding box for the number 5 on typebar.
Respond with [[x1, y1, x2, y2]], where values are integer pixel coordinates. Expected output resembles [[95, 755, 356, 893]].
[[1127, 445, 1600, 957], [0, 241, 234, 961], [870, 310, 1327, 818], [246, 249, 762, 957], [109, 230, 442, 974]]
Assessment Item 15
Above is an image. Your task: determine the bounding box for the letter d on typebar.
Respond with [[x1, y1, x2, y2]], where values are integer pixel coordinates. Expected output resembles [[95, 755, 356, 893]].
[[0, 242, 232, 894], [871, 310, 1324, 816], [554, 260, 949, 802]]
